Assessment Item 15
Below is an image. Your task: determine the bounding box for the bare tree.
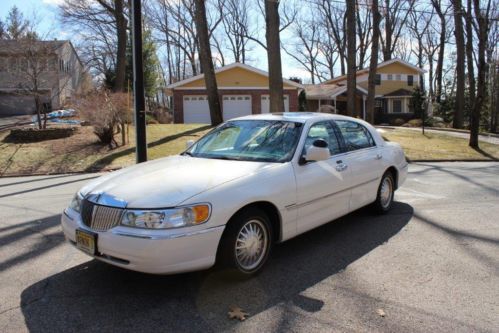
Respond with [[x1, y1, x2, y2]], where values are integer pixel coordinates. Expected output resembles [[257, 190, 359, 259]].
[[346, 0, 356, 117], [431, 0, 450, 104], [285, 18, 321, 83], [464, 0, 476, 120], [356, 0, 373, 68], [408, 7, 433, 92], [218, 0, 252, 63], [470, 0, 493, 147], [366, 0, 381, 124], [193, 0, 222, 125], [379, 0, 415, 61], [451, 0, 465, 129], [265, 0, 285, 113], [60, 0, 128, 92], [314, 0, 347, 75]]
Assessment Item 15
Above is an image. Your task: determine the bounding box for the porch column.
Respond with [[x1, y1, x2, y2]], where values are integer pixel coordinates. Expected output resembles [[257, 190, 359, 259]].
[[333, 97, 337, 114], [362, 95, 366, 120]]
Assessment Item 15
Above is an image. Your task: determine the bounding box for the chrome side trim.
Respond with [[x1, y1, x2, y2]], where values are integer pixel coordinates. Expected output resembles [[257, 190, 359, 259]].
[[286, 177, 379, 210], [112, 225, 225, 240]]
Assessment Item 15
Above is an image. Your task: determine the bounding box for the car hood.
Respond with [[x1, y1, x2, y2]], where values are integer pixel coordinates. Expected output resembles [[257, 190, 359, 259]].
[[79, 155, 275, 208]]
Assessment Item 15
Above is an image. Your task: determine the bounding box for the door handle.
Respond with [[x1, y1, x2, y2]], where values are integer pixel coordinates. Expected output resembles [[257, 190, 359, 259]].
[[335, 162, 348, 172], [376, 153, 383, 160]]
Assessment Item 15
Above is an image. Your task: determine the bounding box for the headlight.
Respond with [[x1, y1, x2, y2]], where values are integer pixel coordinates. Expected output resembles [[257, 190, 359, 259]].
[[69, 193, 83, 213], [121, 204, 211, 229]]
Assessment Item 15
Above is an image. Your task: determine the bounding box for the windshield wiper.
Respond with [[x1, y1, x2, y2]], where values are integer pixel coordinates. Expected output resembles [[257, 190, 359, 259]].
[[182, 151, 194, 157]]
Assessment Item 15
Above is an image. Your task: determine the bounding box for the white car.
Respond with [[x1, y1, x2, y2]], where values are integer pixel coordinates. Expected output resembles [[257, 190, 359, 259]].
[[61, 112, 408, 275]]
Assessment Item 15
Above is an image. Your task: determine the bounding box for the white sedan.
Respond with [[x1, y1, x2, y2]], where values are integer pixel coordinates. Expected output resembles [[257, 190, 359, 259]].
[[61, 112, 408, 275]]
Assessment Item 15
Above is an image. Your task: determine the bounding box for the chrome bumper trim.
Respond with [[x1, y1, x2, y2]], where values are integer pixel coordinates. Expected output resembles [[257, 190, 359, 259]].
[[112, 225, 225, 240]]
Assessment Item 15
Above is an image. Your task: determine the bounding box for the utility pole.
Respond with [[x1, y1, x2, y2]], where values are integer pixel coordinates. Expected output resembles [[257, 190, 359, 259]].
[[131, 0, 147, 163]]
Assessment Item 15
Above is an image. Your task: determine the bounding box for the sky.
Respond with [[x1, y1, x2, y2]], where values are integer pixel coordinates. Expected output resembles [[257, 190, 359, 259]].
[[0, 0, 309, 81]]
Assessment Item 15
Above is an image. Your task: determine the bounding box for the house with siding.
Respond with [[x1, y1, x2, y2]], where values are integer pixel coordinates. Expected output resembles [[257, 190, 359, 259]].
[[0, 40, 84, 116], [305, 59, 426, 124], [166, 62, 303, 124]]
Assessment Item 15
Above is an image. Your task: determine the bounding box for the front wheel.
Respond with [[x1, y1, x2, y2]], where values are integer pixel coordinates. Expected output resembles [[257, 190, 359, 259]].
[[217, 208, 273, 275], [373, 172, 395, 214]]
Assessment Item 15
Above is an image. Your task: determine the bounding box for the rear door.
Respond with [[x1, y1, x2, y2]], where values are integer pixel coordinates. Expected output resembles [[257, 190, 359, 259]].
[[293, 121, 352, 234], [334, 120, 384, 210]]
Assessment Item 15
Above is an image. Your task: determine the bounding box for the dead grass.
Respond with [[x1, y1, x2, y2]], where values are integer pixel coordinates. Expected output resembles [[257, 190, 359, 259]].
[[0, 124, 211, 176], [381, 128, 499, 161], [1, 124, 497, 176]]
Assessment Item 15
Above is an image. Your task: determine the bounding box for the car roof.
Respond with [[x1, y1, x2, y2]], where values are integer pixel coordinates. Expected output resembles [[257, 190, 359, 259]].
[[231, 112, 359, 123]]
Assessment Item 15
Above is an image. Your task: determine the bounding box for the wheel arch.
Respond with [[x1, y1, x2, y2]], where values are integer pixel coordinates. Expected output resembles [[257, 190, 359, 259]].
[[225, 201, 282, 243], [385, 166, 399, 189]]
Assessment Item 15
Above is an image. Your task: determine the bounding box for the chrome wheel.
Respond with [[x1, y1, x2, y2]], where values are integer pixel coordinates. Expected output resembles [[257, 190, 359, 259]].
[[380, 176, 393, 209], [235, 219, 269, 271]]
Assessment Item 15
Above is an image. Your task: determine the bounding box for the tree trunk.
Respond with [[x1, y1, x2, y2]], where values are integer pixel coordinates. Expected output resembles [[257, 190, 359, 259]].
[[383, 0, 392, 61], [113, 0, 127, 92], [193, 0, 223, 125], [465, 0, 475, 114], [451, 0, 465, 129], [366, 0, 380, 124], [432, 1, 446, 104], [265, 0, 284, 113], [346, 0, 357, 117], [493, 64, 499, 133], [470, 0, 490, 147]]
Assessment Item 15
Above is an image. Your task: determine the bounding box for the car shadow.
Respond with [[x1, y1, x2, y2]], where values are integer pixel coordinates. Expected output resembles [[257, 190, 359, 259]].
[[20, 202, 413, 332]]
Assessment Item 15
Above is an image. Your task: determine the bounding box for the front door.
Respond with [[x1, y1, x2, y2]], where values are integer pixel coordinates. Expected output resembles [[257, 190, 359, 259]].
[[293, 121, 352, 235]]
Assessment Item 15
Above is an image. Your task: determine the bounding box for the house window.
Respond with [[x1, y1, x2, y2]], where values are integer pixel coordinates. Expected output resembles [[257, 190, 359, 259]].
[[396, 74, 401, 81], [375, 74, 381, 85], [375, 100, 383, 108], [392, 99, 403, 113], [408, 75, 414, 86], [387, 74, 393, 80]]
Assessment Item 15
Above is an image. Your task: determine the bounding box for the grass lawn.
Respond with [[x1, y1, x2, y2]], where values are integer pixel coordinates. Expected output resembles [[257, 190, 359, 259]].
[[0, 124, 211, 176], [1, 124, 497, 176], [381, 128, 499, 161]]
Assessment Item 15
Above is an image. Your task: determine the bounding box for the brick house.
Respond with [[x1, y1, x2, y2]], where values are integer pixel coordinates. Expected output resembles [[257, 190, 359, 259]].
[[165, 62, 304, 123], [0, 40, 84, 116], [305, 59, 426, 124]]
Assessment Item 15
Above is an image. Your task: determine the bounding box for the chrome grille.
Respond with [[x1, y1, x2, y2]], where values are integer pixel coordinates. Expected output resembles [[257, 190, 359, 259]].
[[81, 199, 123, 231]]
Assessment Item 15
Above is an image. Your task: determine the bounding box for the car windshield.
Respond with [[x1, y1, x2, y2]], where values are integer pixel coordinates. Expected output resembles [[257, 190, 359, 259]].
[[185, 120, 303, 162]]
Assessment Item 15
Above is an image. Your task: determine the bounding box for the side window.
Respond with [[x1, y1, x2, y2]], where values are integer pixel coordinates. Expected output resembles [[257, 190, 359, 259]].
[[335, 120, 375, 151], [303, 121, 341, 156]]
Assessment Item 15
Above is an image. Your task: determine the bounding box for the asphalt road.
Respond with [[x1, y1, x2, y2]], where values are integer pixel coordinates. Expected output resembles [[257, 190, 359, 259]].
[[0, 162, 498, 333]]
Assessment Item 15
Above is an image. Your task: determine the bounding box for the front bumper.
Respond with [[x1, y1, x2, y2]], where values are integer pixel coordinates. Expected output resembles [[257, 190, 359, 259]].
[[61, 209, 225, 274]]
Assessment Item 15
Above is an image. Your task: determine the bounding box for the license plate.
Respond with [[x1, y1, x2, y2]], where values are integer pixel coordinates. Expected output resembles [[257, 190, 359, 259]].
[[75, 229, 97, 256]]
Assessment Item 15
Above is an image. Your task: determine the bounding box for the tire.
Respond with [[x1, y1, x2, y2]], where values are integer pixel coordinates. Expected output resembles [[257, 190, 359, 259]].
[[372, 171, 395, 214], [217, 207, 273, 276]]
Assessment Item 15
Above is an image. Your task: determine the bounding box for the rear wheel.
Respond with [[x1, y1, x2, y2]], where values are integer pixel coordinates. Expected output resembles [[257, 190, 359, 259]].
[[373, 172, 395, 213], [217, 208, 272, 275]]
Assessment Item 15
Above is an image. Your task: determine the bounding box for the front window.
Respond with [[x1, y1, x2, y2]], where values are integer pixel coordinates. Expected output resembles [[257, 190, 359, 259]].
[[185, 120, 303, 162], [303, 121, 341, 156]]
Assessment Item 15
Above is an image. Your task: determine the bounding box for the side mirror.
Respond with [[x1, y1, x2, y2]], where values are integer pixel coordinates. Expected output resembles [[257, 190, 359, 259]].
[[304, 139, 330, 162], [186, 140, 195, 149]]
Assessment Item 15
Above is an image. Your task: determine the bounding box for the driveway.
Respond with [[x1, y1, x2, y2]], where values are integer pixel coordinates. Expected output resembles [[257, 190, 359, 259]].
[[0, 162, 498, 332]]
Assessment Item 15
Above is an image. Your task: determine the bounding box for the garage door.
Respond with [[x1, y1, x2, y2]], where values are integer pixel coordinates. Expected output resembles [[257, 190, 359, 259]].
[[183, 95, 210, 123], [222, 95, 252, 121], [261, 95, 289, 113]]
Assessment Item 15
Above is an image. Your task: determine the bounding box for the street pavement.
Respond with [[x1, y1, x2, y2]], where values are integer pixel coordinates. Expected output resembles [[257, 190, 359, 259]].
[[0, 162, 498, 332]]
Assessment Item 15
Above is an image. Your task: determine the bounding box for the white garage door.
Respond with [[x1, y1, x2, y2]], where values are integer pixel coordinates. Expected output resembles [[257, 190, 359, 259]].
[[183, 95, 210, 123], [261, 94, 289, 113], [222, 95, 252, 121]]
